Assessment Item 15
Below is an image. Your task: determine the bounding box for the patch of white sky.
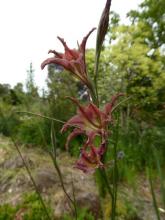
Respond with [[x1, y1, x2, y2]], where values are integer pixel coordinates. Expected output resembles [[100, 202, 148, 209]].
[[0, 0, 142, 91]]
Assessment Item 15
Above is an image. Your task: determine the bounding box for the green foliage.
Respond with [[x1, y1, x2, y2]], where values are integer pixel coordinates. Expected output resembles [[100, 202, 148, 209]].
[[16, 117, 50, 147], [103, 197, 139, 220], [26, 63, 39, 98], [116, 120, 165, 172], [0, 192, 53, 220], [63, 207, 94, 220], [128, 0, 165, 48], [13, 83, 30, 106], [45, 64, 79, 149], [118, 199, 138, 220], [46, 65, 77, 120], [0, 204, 18, 220], [0, 102, 20, 136], [0, 83, 11, 103], [21, 192, 53, 220], [104, 114, 165, 186], [67, 137, 83, 157], [107, 11, 120, 44], [100, 23, 165, 121]]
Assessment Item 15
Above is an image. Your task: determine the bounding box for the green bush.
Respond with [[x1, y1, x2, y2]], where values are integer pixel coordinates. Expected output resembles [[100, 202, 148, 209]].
[[0, 103, 20, 137], [22, 192, 53, 220], [118, 120, 165, 169], [16, 118, 50, 147], [63, 207, 94, 220], [0, 192, 53, 220], [0, 204, 18, 220]]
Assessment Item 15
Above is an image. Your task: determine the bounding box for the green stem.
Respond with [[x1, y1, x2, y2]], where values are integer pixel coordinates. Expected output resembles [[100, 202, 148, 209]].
[[71, 175, 78, 220], [49, 153, 75, 207], [147, 167, 160, 220], [152, 146, 165, 209], [16, 111, 80, 130], [98, 169, 114, 199], [11, 137, 52, 220], [112, 138, 118, 218], [111, 96, 133, 113], [111, 114, 120, 220], [87, 80, 99, 106], [16, 111, 66, 124], [50, 122, 78, 219], [91, 68, 115, 217]]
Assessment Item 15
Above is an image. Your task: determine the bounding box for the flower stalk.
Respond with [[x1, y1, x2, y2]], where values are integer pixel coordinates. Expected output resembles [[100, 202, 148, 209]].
[[40, 0, 122, 218], [50, 122, 78, 219]]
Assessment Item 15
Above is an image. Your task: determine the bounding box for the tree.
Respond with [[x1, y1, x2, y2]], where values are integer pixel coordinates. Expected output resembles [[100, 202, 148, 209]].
[[24, 63, 39, 110], [85, 21, 165, 124], [46, 64, 77, 119], [26, 62, 38, 98], [128, 0, 165, 49], [109, 24, 164, 120], [0, 84, 11, 100], [12, 83, 26, 105]]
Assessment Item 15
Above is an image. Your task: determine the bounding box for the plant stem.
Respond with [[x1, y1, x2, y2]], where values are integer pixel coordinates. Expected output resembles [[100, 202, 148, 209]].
[[11, 137, 52, 220], [147, 167, 160, 220], [111, 116, 119, 220], [38, 120, 77, 219], [71, 175, 78, 220], [111, 96, 133, 113], [50, 122, 78, 219], [16, 111, 66, 124], [16, 111, 83, 131], [87, 80, 99, 106], [152, 146, 165, 209]]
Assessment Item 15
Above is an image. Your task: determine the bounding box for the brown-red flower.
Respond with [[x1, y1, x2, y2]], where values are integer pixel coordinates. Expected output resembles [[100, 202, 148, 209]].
[[41, 28, 96, 87], [61, 94, 123, 173], [74, 145, 105, 173], [61, 94, 123, 147]]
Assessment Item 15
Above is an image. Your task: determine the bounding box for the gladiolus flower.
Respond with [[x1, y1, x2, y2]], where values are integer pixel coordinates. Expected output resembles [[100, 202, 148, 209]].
[[41, 28, 96, 88], [61, 94, 123, 148], [61, 94, 123, 172]]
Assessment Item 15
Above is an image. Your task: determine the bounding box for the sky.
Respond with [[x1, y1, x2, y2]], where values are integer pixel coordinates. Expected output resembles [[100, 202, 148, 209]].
[[0, 0, 142, 91]]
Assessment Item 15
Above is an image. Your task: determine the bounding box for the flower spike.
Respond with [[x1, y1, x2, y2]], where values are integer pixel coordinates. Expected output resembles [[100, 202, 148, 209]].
[[61, 95, 123, 173]]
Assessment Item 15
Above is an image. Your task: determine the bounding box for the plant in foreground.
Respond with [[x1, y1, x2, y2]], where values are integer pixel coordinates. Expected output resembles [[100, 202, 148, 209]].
[[16, 0, 122, 219], [41, 0, 121, 219], [41, 0, 120, 175]]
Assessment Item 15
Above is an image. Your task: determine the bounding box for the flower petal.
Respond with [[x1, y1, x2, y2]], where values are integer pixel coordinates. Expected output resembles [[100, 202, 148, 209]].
[[57, 37, 79, 60], [61, 115, 84, 133], [74, 146, 104, 173], [68, 97, 101, 128], [80, 28, 96, 54], [74, 159, 92, 173], [41, 57, 70, 70], [48, 49, 63, 58]]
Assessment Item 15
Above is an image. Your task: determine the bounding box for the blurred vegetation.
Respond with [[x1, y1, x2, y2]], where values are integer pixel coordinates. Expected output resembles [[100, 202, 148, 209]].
[[0, 0, 164, 218]]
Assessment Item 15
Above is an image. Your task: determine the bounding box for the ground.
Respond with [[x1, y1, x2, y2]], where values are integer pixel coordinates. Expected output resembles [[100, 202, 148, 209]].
[[0, 135, 164, 219]]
